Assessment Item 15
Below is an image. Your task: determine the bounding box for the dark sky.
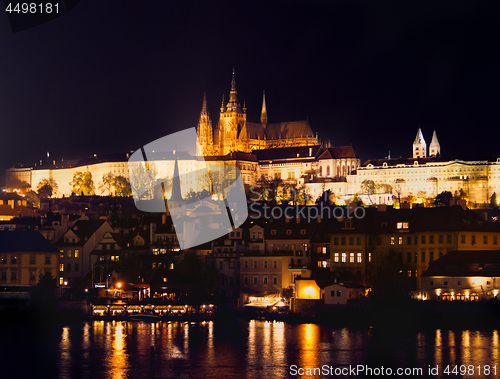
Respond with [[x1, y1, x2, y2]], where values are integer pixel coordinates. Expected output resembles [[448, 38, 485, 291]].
[[1, 0, 499, 186]]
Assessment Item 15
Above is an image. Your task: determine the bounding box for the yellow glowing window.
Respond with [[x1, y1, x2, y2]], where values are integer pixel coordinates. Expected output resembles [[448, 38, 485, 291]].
[[357, 253, 362, 263], [341, 253, 347, 263]]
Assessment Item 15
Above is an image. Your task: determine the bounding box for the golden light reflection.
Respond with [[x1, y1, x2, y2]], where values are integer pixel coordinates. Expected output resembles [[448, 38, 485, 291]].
[[207, 321, 214, 362], [298, 323, 320, 374], [493, 330, 500, 366], [272, 321, 286, 378], [448, 330, 456, 364], [59, 326, 72, 375], [434, 329, 442, 367], [107, 322, 129, 379]]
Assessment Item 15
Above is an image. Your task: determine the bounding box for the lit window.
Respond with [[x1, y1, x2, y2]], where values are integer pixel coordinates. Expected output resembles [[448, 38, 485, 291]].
[[334, 253, 339, 263], [349, 253, 354, 263], [74, 250, 80, 258], [356, 253, 362, 263], [390, 237, 395, 245], [341, 253, 347, 263], [59, 264, 64, 272], [398, 237, 403, 245]]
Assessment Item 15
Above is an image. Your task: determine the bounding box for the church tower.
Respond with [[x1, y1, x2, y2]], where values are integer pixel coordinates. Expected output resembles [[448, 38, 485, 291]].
[[196, 93, 213, 156], [413, 128, 427, 158], [429, 130, 440, 157], [260, 91, 268, 127], [218, 69, 247, 156]]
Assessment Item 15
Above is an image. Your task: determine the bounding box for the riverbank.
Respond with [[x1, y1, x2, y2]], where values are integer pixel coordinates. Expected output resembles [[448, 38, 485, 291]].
[[2, 299, 500, 328]]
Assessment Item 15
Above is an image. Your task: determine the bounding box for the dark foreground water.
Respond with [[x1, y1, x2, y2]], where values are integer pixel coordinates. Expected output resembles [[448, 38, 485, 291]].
[[1, 318, 500, 378]]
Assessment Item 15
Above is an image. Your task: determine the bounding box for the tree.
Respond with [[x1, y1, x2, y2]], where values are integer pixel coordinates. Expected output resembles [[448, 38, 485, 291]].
[[130, 162, 158, 200], [361, 179, 376, 205], [99, 173, 115, 195], [367, 250, 412, 303], [36, 178, 58, 198], [174, 252, 218, 298], [99, 173, 132, 197], [70, 171, 95, 196], [114, 175, 132, 197], [491, 192, 498, 208], [434, 191, 453, 207]]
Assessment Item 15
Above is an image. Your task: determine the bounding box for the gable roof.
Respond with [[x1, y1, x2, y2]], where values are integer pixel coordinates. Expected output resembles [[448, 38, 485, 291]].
[[0, 230, 59, 253]]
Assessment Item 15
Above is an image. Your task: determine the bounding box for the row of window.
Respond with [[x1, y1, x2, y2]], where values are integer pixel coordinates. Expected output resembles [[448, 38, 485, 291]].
[[59, 263, 80, 272], [244, 260, 279, 269], [333, 252, 364, 264], [243, 276, 278, 285], [429, 280, 491, 287], [1, 255, 52, 265], [60, 249, 80, 258], [332, 237, 362, 246]]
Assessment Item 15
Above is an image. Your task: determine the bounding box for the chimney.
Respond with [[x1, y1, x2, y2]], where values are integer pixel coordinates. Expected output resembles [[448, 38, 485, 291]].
[[296, 214, 301, 223], [349, 202, 358, 215], [150, 222, 156, 244], [317, 213, 321, 223], [162, 213, 166, 225], [377, 204, 387, 212], [62, 214, 69, 228]]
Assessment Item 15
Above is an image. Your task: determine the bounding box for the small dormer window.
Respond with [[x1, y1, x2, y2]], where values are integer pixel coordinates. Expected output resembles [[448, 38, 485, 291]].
[[286, 230, 291, 235], [301, 229, 306, 235], [271, 230, 276, 235]]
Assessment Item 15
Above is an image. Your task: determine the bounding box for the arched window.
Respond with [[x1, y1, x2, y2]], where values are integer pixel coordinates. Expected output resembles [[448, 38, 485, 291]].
[[326, 166, 330, 176], [319, 166, 323, 176]]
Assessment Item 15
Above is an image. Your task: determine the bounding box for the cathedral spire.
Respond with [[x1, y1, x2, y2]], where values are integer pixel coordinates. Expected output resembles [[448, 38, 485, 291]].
[[413, 127, 427, 158], [226, 68, 240, 110], [220, 94, 225, 112], [201, 92, 208, 115], [169, 155, 183, 202], [260, 91, 268, 127], [429, 129, 440, 157]]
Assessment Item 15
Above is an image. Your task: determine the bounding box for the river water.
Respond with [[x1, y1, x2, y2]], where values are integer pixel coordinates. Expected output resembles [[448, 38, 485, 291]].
[[1, 319, 500, 378]]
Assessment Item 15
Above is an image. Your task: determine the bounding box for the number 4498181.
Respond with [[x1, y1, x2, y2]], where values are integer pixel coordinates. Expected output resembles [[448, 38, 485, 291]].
[[443, 365, 496, 376], [5, 3, 59, 13]]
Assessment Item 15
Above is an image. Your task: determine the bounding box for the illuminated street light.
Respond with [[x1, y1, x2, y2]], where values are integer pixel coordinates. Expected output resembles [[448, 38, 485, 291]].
[[117, 282, 122, 289]]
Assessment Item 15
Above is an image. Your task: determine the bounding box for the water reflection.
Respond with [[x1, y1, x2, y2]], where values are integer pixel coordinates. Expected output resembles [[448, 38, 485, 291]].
[[46, 321, 500, 378]]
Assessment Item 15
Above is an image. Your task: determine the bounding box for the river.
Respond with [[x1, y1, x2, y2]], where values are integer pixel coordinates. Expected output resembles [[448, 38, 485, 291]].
[[1, 319, 499, 378]]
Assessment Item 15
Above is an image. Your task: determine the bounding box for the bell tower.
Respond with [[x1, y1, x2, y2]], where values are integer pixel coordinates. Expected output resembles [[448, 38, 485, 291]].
[[218, 69, 246, 155], [196, 93, 213, 156], [429, 130, 440, 157], [413, 128, 427, 158]]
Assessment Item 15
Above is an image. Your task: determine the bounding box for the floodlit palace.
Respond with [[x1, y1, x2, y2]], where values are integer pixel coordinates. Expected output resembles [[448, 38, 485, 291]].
[[5, 71, 500, 205]]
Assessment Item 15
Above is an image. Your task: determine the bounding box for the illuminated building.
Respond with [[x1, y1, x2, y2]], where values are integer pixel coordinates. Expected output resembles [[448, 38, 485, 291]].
[[5, 71, 360, 199], [56, 219, 114, 286], [197, 70, 318, 157], [419, 250, 500, 301], [0, 230, 59, 289], [328, 205, 500, 289], [349, 129, 500, 205]]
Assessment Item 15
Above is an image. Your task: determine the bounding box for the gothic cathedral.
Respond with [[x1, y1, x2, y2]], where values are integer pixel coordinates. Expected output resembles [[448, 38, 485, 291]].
[[197, 70, 319, 157]]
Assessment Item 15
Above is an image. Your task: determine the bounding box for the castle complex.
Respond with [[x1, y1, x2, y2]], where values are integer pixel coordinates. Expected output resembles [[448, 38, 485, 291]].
[[5, 71, 500, 207]]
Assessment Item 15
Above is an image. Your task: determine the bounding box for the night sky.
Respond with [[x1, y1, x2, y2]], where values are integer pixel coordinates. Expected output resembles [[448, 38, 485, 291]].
[[1, 1, 499, 186]]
